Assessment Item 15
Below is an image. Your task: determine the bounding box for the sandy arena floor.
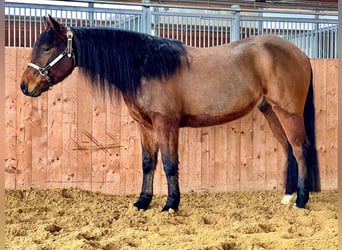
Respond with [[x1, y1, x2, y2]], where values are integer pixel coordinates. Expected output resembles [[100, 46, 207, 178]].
[[5, 188, 337, 250]]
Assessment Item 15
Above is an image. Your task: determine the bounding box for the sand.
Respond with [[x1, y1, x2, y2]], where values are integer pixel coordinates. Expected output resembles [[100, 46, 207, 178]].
[[5, 188, 337, 250]]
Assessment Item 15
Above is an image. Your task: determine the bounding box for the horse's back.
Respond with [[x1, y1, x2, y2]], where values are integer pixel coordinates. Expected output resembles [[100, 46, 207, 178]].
[[135, 35, 311, 127], [180, 35, 310, 122]]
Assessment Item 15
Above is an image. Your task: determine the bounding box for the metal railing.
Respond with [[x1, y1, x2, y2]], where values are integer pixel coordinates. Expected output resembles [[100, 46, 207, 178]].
[[5, 1, 338, 58]]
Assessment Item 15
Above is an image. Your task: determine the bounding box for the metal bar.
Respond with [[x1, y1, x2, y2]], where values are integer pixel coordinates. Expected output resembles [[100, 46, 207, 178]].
[[4, 1, 337, 58], [7, 7, 10, 46]]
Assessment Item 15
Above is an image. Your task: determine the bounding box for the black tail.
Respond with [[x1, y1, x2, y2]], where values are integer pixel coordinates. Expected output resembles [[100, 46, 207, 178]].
[[303, 68, 320, 192], [285, 66, 320, 194]]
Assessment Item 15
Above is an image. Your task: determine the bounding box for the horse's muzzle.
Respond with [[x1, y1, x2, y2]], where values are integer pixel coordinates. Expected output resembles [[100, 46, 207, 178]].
[[20, 81, 39, 97], [20, 81, 29, 95]]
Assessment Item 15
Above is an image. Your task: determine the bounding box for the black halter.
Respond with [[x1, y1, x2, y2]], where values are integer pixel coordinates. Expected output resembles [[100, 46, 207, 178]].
[[28, 27, 75, 88]]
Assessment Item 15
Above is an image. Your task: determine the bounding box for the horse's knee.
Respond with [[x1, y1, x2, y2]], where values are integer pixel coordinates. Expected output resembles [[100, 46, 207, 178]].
[[142, 149, 158, 173]]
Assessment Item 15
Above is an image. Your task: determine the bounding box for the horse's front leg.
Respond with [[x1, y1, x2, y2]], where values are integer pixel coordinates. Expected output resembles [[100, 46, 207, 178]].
[[160, 147, 180, 212], [154, 114, 180, 212], [134, 124, 159, 210]]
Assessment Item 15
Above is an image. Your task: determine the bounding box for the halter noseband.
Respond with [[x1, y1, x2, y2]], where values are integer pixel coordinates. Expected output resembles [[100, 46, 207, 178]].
[[28, 27, 75, 88]]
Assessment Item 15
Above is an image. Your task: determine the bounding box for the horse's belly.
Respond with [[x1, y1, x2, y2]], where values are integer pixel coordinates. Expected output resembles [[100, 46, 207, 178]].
[[180, 113, 241, 127], [180, 100, 257, 128]]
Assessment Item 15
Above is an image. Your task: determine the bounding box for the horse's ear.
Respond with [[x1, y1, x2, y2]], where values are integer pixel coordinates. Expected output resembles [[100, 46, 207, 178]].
[[43, 16, 49, 30], [43, 15, 67, 34]]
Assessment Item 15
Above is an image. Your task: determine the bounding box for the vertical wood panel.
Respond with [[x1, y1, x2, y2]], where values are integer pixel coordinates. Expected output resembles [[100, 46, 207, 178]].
[[188, 128, 202, 191], [46, 82, 63, 187], [5, 48, 18, 188], [76, 79, 93, 191], [133, 121, 143, 195], [264, 121, 279, 190], [325, 60, 338, 188], [61, 70, 79, 188], [200, 127, 210, 191], [119, 103, 139, 194], [31, 93, 48, 188], [252, 109, 266, 189], [154, 152, 164, 194], [15, 48, 32, 189], [179, 127, 189, 192], [26, 46, 48, 189], [313, 59, 327, 190], [102, 97, 122, 195], [227, 120, 241, 191], [213, 125, 228, 191], [276, 143, 286, 189], [239, 113, 253, 190], [91, 90, 108, 192], [208, 128, 216, 191]]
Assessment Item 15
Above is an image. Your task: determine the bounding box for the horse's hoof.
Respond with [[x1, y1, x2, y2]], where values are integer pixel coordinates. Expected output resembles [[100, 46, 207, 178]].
[[161, 205, 178, 212], [293, 204, 307, 209], [294, 202, 306, 209], [133, 200, 150, 210], [281, 194, 294, 205], [295, 195, 309, 209]]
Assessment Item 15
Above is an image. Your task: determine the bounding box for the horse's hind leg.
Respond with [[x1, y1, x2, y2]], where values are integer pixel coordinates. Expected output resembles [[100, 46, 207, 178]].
[[134, 124, 159, 210], [258, 97, 297, 204], [272, 105, 310, 208], [258, 97, 288, 151]]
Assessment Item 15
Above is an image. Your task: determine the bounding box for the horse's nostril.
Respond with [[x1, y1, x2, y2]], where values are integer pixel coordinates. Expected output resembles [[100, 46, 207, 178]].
[[20, 82, 28, 93]]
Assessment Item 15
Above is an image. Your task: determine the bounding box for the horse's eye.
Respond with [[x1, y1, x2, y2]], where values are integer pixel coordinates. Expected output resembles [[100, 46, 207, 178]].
[[42, 46, 51, 53]]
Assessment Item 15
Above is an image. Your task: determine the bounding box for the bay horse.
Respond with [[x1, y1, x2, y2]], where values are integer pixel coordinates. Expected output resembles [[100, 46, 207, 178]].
[[20, 15, 320, 211]]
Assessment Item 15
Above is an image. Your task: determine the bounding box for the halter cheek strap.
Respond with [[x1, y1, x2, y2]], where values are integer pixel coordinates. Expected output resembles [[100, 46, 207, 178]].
[[28, 27, 74, 88]]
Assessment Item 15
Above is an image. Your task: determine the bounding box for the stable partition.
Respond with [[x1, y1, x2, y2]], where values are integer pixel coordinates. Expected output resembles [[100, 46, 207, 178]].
[[5, 48, 338, 194]]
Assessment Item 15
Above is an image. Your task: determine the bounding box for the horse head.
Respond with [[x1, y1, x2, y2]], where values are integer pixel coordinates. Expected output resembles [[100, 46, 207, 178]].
[[20, 15, 75, 97]]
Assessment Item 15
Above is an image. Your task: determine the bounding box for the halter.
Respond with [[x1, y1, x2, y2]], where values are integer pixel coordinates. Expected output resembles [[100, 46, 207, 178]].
[[28, 27, 74, 88]]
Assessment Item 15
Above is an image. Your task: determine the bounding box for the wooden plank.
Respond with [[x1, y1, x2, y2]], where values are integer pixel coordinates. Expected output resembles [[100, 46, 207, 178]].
[[132, 120, 143, 195], [187, 128, 202, 191], [15, 48, 33, 189], [226, 119, 241, 191], [4, 47, 18, 189], [213, 124, 228, 191], [154, 151, 164, 194], [119, 103, 137, 194], [264, 117, 279, 190], [208, 127, 216, 191], [277, 141, 287, 189], [325, 59, 338, 189], [239, 113, 253, 190], [46, 78, 64, 188], [200, 127, 210, 191], [178, 127, 189, 192], [313, 59, 327, 190], [30, 92, 48, 188], [4, 48, 339, 193], [76, 78, 93, 191], [60, 69, 79, 188], [90, 89, 108, 193], [102, 96, 122, 195], [252, 109, 266, 190]]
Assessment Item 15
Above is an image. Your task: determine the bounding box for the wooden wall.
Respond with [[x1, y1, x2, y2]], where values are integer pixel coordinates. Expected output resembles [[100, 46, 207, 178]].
[[5, 48, 338, 195]]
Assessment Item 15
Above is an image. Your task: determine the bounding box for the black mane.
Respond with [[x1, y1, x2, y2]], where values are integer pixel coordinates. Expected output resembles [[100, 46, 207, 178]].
[[72, 27, 188, 97]]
